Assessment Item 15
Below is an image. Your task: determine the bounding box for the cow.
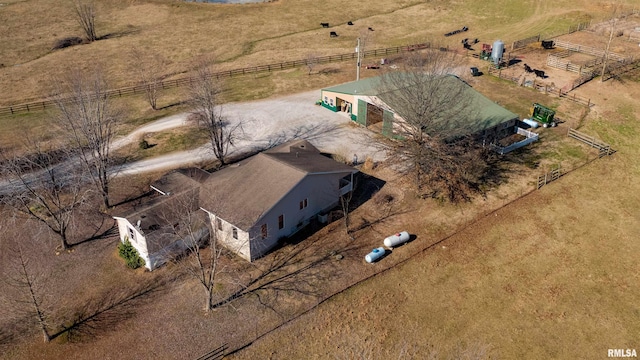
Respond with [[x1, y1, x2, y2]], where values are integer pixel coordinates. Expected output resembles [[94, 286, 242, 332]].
[[461, 38, 468, 45], [524, 64, 534, 73], [534, 69, 546, 78], [347, 21, 354, 25], [368, 27, 374, 31], [321, 22, 329, 28], [330, 31, 338, 37]]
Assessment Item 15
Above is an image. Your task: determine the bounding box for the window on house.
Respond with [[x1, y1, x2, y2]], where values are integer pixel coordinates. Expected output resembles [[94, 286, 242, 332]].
[[216, 217, 222, 231], [232, 227, 238, 239], [278, 215, 284, 230], [299, 198, 308, 210], [261, 224, 268, 239], [128, 227, 136, 242]]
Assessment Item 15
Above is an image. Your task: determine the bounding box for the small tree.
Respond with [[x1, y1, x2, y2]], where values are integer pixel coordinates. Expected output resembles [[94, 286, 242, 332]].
[[0, 143, 86, 250], [306, 53, 319, 75], [129, 48, 166, 110], [0, 222, 53, 343], [118, 237, 145, 269], [53, 67, 122, 209], [188, 58, 243, 166], [158, 191, 226, 312], [74, 1, 97, 42]]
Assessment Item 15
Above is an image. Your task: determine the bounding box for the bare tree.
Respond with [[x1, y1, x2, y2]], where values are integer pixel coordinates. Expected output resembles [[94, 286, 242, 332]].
[[53, 67, 122, 209], [157, 191, 227, 312], [188, 59, 243, 166], [305, 53, 319, 75], [129, 48, 167, 110], [601, 2, 621, 82], [74, 1, 97, 42], [0, 143, 86, 250], [0, 223, 53, 343], [377, 50, 491, 201]]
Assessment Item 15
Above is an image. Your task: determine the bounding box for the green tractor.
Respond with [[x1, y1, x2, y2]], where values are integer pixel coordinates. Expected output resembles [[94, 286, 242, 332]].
[[530, 103, 556, 128]]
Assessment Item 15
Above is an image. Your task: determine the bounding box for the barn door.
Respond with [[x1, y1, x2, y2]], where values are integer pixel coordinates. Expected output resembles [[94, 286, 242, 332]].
[[356, 99, 367, 126], [382, 110, 394, 137]]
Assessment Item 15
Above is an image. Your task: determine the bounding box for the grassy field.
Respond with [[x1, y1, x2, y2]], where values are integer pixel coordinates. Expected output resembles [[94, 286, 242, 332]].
[[0, 0, 626, 105], [228, 76, 640, 359]]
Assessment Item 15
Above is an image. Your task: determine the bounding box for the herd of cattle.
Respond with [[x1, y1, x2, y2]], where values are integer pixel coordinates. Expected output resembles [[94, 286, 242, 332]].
[[322, 21, 374, 38], [320, 21, 551, 80], [524, 63, 546, 78]]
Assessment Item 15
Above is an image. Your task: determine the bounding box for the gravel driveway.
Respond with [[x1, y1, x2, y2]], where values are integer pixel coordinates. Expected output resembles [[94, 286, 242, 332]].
[[115, 90, 387, 176]]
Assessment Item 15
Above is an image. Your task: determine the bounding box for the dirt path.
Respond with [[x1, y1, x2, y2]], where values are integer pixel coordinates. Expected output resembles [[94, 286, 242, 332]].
[[113, 90, 387, 176]]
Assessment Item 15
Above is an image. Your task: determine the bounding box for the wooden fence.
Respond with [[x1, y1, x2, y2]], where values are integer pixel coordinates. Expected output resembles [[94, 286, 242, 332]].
[[553, 40, 627, 62], [0, 42, 431, 117], [195, 343, 227, 360], [486, 66, 593, 107], [511, 34, 540, 51], [567, 128, 616, 157], [537, 166, 562, 190]]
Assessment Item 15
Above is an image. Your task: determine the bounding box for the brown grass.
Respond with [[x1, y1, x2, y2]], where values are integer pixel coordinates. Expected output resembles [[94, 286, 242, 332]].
[[1, 1, 640, 359], [0, 0, 617, 106]]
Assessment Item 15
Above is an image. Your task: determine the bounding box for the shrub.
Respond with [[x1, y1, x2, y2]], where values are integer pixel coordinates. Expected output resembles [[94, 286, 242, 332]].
[[118, 237, 145, 269], [139, 139, 150, 149]]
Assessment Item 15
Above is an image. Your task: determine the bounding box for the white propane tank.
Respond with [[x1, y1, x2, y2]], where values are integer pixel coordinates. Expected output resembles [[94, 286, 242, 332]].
[[384, 231, 410, 248], [522, 118, 539, 128], [365, 247, 386, 263]]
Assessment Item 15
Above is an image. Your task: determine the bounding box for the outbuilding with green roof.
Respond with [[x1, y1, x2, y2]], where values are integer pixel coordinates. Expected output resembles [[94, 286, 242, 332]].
[[320, 74, 519, 140]]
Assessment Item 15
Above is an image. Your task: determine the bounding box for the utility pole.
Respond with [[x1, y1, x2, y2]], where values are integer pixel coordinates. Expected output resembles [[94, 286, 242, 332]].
[[356, 38, 361, 81]]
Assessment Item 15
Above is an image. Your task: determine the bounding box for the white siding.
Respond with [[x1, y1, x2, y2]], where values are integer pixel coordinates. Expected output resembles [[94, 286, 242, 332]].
[[114, 217, 152, 270]]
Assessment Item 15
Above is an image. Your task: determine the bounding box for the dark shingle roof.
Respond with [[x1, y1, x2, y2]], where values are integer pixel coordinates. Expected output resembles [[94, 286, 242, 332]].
[[200, 140, 355, 230]]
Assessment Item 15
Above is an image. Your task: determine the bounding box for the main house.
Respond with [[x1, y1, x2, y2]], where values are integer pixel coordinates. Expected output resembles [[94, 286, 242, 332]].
[[320, 74, 520, 141], [114, 140, 357, 269], [199, 140, 357, 261]]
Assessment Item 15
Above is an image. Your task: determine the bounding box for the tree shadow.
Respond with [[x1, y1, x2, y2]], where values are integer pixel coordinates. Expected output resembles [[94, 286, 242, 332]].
[[51, 276, 171, 342], [97, 28, 140, 41], [158, 101, 187, 111]]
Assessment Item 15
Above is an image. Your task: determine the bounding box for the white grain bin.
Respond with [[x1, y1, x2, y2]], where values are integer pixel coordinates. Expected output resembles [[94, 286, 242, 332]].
[[383, 231, 410, 248], [491, 39, 505, 65], [365, 247, 386, 263]]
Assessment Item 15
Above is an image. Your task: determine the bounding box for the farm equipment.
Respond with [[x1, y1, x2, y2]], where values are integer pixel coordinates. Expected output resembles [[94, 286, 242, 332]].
[[530, 103, 556, 127]]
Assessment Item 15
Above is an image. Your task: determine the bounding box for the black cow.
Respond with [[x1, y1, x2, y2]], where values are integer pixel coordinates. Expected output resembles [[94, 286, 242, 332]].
[[461, 38, 468, 45], [321, 22, 329, 28], [368, 27, 374, 31], [462, 26, 468, 31], [347, 21, 354, 25], [524, 64, 534, 73], [473, 38, 479, 44], [330, 31, 338, 37], [534, 69, 546, 78]]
